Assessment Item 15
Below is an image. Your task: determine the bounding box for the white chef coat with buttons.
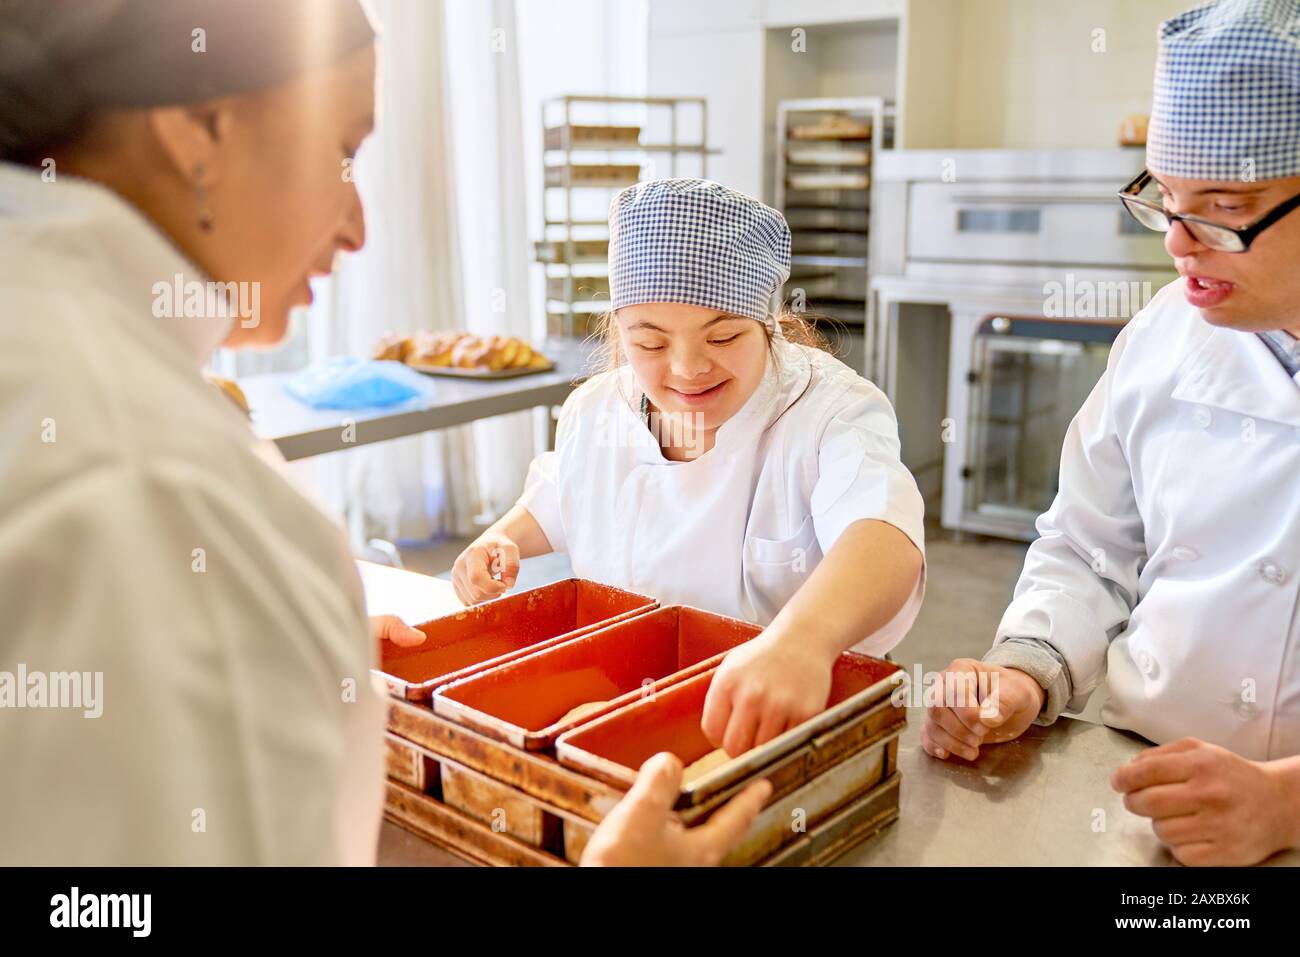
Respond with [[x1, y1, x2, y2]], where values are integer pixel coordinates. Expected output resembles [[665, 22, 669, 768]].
[[0, 163, 384, 864], [992, 278, 1300, 760], [519, 338, 926, 656]]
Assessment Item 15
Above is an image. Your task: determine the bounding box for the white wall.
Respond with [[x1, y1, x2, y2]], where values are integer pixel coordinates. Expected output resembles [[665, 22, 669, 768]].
[[649, 0, 902, 200], [647, 0, 1192, 157], [943, 0, 1189, 149], [646, 0, 766, 196], [515, 0, 649, 336]]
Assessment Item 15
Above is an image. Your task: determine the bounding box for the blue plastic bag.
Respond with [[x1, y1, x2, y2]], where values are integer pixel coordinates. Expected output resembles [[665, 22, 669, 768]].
[[284, 356, 434, 409]]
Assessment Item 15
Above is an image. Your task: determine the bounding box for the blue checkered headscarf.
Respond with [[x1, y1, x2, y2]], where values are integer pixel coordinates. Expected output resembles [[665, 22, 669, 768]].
[[1148, 0, 1300, 181], [608, 179, 791, 333]]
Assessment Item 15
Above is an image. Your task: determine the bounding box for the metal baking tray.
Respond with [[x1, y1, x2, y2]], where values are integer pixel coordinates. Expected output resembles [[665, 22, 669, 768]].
[[544, 163, 641, 189], [375, 579, 656, 701], [721, 734, 890, 864], [533, 239, 610, 264], [432, 605, 761, 750], [544, 125, 642, 151], [787, 145, 870, 166], [407, 360, 555, 380], [676, 694, 903, 824], [787, 172, 870, 191], [555, 651, 902, 804]]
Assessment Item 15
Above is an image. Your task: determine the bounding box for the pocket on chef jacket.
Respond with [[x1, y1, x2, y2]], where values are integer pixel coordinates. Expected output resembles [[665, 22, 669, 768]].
[[743, 515, 822, 623], [746, 514, 820, 566]]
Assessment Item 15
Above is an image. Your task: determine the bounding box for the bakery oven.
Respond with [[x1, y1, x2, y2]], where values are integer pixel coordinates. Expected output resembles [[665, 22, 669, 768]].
[[868, 149, 1176, 539], [964, 316, 1120, 535]]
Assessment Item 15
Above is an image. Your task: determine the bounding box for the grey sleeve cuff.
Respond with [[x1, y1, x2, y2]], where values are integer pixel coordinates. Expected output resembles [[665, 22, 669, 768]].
[[982, 638, 1074, 726]]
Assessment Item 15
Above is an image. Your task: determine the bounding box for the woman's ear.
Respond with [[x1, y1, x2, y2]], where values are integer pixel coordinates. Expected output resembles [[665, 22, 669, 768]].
[[146, 103, 229, 189]]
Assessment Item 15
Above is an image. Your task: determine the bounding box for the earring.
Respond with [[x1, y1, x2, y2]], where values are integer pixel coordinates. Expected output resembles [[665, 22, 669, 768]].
[[194, 164, 213, 232]]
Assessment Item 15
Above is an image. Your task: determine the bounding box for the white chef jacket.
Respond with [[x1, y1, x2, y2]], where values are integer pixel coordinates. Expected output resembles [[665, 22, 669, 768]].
[[0, 163, 384, 864], [993, 279, 1300, 761], [519, 338, 926, 655]]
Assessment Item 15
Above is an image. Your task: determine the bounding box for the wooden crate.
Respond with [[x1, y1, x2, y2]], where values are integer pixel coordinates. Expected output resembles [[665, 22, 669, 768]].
[[383, 691, 904, 866], [379, 600, 904, 867], [440, 759, 562, 849], [384, 772, 901, 868]]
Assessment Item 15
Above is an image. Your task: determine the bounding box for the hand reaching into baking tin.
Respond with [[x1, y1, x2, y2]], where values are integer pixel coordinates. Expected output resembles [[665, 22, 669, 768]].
[[920, 659, 1044, 762], [701, 631, 833, 757], [580, 752, 772, 866], [1112, 737, 1300, 866], [451, 531, 520, 605], [370, 615, 426, 649]]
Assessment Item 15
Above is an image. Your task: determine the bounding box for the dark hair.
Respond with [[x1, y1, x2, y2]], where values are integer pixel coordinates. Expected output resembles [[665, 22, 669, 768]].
[[0, 3, 103, 164]]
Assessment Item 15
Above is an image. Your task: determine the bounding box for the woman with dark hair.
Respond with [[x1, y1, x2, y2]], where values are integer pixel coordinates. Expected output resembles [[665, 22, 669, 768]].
[[0, 0, 767, 866]]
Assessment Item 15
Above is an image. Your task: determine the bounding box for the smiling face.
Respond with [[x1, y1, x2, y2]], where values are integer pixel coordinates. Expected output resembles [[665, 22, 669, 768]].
[[616, 303, 769, 437], [1155, 173, 1300, 335]]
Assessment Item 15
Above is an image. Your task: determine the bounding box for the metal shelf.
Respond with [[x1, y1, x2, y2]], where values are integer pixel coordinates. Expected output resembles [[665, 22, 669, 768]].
[[544, 143, 721, 155], [538, 94, 715, 339], [773, 97, 893, 328]]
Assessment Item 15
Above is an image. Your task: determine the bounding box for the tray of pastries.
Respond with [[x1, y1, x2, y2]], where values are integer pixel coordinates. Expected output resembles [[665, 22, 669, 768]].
[[374, 331, 554, 379]]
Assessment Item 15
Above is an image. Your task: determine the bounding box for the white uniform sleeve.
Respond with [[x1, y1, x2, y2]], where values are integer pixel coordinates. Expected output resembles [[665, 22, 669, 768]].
[[517, 389, 586, 554], [811, 377, 927, 656], [518, 449, 567, 553], [0, 462, 380, 865], [992, 326, 1146, 711]]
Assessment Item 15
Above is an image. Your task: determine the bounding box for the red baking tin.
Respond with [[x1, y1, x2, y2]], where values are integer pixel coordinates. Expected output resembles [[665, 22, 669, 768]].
[[432, 605, 763, 749], [555, 651, 901, 798], [375, 578, 656, 701]]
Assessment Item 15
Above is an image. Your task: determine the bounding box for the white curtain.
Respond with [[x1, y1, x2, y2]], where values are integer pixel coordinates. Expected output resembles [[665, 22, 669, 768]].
[[319, 0, 486, 545], [293, 0, 541, 548], [445, 0, 536, 521], [213, 0, 647, 552]]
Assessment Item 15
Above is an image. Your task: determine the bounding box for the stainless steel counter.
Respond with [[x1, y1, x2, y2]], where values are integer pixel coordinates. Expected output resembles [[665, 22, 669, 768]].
[[843, 711, 1294, 867], [362, 563, 1299, 868], [241, 339, 590, 461]]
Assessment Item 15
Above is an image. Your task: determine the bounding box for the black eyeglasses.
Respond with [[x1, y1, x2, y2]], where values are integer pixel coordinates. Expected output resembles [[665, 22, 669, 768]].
[[1117, 169, 1300, 253]]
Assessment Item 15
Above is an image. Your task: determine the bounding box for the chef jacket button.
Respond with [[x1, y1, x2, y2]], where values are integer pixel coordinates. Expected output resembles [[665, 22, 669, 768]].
[[1258, 560, 1288, 586], [1233, 699, 1260, 721], [1171, 545, 1199, 562], [1138, 651, 1158, 678], [1194, 407, 1213, 429]]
